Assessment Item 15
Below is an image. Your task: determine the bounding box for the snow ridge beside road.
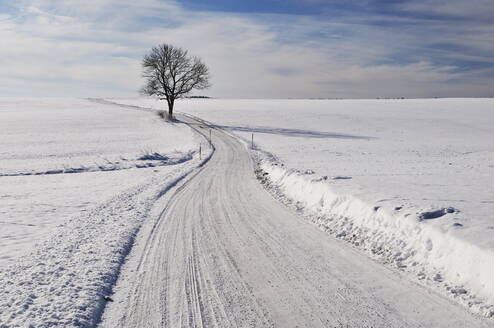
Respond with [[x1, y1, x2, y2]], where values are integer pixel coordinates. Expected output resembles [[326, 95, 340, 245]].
[[256, 157, 494, 318], [0, 160, 209, 327]]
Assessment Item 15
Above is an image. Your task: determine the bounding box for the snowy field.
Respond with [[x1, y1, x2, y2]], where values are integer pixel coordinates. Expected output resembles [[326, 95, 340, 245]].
[[0, 98, 204, 326], [113, 97, 494, 316], [1, 97, 493, 325], [0, 98, 198, 265]]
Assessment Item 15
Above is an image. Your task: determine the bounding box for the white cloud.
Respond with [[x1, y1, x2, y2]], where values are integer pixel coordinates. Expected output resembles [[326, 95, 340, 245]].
[[0, 0, 492, 98]]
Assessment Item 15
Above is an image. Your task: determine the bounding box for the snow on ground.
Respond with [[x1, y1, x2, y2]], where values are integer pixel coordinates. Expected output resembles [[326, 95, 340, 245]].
[[0, 98, 194, 176], [0, 98, 197, 265], [0, 98, 208, 327], [112, 97, 494, 317]]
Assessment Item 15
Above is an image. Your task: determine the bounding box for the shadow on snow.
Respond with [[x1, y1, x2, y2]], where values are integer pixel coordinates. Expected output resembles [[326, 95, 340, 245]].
[[214, 124, 374, 140]]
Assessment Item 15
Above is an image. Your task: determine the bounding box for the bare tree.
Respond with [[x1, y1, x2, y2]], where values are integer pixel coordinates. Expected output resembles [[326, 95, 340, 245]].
[[141, 44, 210, 118]]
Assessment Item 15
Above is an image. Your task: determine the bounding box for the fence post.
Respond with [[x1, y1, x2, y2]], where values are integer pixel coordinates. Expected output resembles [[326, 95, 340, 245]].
[[199, 142, 202, 160]]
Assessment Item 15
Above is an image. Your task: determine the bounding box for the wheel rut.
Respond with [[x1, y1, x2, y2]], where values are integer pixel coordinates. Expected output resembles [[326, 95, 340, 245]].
[[99, 114, 491, 328]]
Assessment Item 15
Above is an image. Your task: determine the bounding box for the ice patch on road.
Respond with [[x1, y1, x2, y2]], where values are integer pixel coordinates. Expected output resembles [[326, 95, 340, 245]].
[[255, 159, 494, 318]]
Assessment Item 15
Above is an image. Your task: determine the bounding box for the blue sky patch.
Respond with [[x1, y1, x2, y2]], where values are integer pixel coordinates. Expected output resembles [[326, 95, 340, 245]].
[[0, 0, 493, 97]]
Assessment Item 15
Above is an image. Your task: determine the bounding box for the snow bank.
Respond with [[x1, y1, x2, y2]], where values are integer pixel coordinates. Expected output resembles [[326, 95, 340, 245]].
[[0, 150, 194, 177], [0, 161, 211, 327], [258, 161, 494, 317], [0, 98, 211, 327]]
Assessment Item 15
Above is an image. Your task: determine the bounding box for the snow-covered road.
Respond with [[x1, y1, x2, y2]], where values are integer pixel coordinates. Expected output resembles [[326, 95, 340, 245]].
[[100, 115, 490, 328]]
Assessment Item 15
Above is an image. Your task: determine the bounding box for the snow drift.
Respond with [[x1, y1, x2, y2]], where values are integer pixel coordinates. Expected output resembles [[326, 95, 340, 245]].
[[257, 160, 494, 317]]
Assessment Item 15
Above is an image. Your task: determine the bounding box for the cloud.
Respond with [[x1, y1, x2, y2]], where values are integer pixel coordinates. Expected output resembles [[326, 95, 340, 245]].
[[0, 0, 493, 98], [398, 0, 494, 21]]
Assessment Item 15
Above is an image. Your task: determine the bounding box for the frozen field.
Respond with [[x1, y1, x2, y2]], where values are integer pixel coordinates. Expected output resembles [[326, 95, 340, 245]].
[[1, 97, 493, 325], [113, 97, 494, 316], [0, 98, 198, 265], [0, 98, 196, 176], [0, 98, 204, 326]]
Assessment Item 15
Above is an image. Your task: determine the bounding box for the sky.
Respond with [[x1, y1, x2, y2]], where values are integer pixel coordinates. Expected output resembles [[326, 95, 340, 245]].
[[0, 0, 493, 98]]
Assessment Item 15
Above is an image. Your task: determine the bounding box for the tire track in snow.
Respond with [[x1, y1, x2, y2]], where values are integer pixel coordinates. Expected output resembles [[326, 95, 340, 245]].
[[99, 114, 491, 328]]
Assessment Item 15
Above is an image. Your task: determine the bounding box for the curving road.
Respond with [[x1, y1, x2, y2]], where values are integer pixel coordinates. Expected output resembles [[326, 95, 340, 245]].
[[100, 115, 490, 328]]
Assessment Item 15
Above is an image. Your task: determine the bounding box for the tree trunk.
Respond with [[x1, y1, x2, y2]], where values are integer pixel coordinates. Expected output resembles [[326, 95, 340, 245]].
[[167, 98, 174, 118]]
